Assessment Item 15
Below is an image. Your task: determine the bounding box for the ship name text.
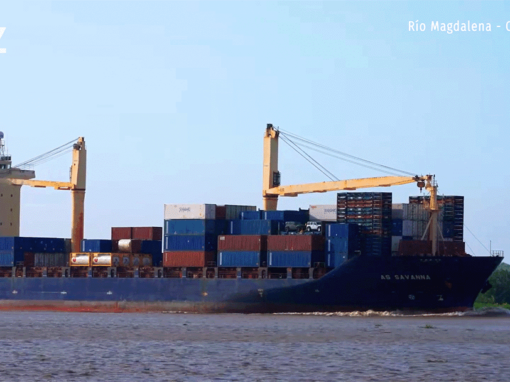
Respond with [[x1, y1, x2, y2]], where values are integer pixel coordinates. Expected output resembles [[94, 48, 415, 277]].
[[381, 275, 431, 280]]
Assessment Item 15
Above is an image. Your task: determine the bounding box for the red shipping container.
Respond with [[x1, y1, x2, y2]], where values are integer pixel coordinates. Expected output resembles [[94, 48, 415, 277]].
[[163, 251, 216, 267], [112, 227, 132, 241], [117, 239, 143, 253], [24, 252, 35, 267], [398, 241, 466, 256], [217, 235, 267, 251], [438, 242, 466, 256], [216, 206, 226, 220], [132, 227, 163, 241], [267, 235, 324, 251], [398, 240, 432, 255]]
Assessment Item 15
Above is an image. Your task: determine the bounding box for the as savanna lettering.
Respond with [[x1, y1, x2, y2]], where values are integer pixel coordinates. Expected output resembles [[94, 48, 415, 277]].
[[381, 275, 431, 280]]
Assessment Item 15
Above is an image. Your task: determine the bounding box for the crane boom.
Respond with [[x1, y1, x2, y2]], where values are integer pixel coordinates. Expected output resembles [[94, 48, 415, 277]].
[[266, 175, 420, 197], [4, 137, 86, 253], [262, 124, 440, 255], [9, 179, 73, 190]]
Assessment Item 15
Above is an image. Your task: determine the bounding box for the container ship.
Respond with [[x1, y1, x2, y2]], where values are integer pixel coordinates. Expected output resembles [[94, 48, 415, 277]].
[[0, 126, 502, 313]]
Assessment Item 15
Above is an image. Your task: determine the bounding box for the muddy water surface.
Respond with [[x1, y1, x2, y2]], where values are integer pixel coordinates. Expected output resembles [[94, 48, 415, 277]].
[[0, 310, 508, 381]]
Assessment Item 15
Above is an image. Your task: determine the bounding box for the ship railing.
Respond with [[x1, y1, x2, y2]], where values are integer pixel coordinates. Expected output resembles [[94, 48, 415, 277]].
[[490, 250, 504, 257]]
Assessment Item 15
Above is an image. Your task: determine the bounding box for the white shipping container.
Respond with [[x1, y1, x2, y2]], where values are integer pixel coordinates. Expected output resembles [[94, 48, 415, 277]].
[[407, 204, 429, 221], [411, 220, 429, 239], [309, 205, 337, 221], [391, 236, 402, 252], [402, 220, 413, 236], [392, 204, 405, 220], [225, 205, 257, 220], [164, 204, 216, 220]]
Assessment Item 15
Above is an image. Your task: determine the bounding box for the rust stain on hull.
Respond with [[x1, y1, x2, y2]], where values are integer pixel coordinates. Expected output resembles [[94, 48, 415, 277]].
[[0, 300, 472, 314]]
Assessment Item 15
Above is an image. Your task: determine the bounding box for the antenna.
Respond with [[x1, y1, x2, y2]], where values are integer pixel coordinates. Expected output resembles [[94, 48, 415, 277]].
[[0, 132, 6, 157]]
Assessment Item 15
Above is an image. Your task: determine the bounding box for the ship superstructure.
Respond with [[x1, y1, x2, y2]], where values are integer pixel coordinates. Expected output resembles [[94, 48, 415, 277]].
[[0, 132, 35, 236]]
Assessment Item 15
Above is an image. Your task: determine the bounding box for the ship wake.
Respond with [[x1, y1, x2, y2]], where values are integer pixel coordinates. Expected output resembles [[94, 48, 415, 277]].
[[275, 308, 510, 317]]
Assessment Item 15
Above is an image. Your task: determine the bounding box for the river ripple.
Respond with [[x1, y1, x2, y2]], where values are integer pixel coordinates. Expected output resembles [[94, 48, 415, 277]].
[[0, 311, 508, 381]]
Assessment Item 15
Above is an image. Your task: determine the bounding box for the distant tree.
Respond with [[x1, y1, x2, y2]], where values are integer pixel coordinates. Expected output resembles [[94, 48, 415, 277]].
[[477, 269, 510, 305]]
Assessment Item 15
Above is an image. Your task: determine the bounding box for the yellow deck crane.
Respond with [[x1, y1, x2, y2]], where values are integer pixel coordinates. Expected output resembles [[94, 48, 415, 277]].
[[262, 124, 441, 255], [7, 138, 86, 253]]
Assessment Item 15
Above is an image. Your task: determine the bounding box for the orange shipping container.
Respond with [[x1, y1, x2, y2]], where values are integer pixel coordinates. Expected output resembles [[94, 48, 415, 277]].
[[217, 235, 267, 251], [267, 235, 324, 251], [163, 251, 216, 267]]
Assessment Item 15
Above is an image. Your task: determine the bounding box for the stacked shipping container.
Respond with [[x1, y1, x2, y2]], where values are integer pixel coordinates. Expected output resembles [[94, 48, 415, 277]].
[[409, 196, 464, 242], [398, 240, 466, 256], [234, 209, 308, 235], [337, 192, 392, 257], [267, 235, 324, 267], [391, 196, 465, 255], [391, 203, 427, 253], [0, 237, 69, 267], [87, 226, 164, 267], [217, 235, 268, 267], [163, 204, 256, 267], [325, 223, 360, 267]]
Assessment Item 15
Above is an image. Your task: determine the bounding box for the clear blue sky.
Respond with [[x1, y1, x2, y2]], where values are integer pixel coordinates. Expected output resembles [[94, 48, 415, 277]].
[[0, 1, 508, 261]]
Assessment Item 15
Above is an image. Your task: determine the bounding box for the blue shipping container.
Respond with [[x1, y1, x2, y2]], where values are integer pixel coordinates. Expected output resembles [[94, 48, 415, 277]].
[[218, 251, 265, 267], [0, 237, 66, 253], [140, 240, 162, 255], [268, 251, 324, 267], [326, 252, 348, 268], [326, 238, 350, 254], [442, 221, 455, 238], [240, 211, 261, 220], [81, 239, 112, 253], [0, 250, 25, 267], [34, 238, 66, 253], [325, 224, 360, 239], [228, 220, 282, 235], [164, 235, 217, 251], [152, 252, 163, 266], [391, 219, 403, 236], [261, 210, 309, 223], [164, 220, 226, 236]]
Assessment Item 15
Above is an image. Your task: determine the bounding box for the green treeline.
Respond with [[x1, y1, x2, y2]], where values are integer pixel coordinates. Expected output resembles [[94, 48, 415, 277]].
[[475, 263, 510, 309]]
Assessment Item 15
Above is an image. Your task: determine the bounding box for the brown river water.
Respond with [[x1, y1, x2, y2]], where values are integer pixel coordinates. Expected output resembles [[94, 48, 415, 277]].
[[0, 310, 508, 381]]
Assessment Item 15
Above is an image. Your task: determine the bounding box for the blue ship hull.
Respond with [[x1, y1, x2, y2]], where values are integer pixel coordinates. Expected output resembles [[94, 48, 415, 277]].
[[0, 255, 502, 313]]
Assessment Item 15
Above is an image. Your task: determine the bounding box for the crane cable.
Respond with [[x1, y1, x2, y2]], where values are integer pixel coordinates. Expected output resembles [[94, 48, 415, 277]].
[[465, 225, 491, 254], [465, 242, 476, 256], [31, 147, 74, 167], [280, 134, 339, 181], [278, 129, 417, 177], [14, 138, 78, 168], [283, 138, 404, 177], [279, 134, 339, 182]]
